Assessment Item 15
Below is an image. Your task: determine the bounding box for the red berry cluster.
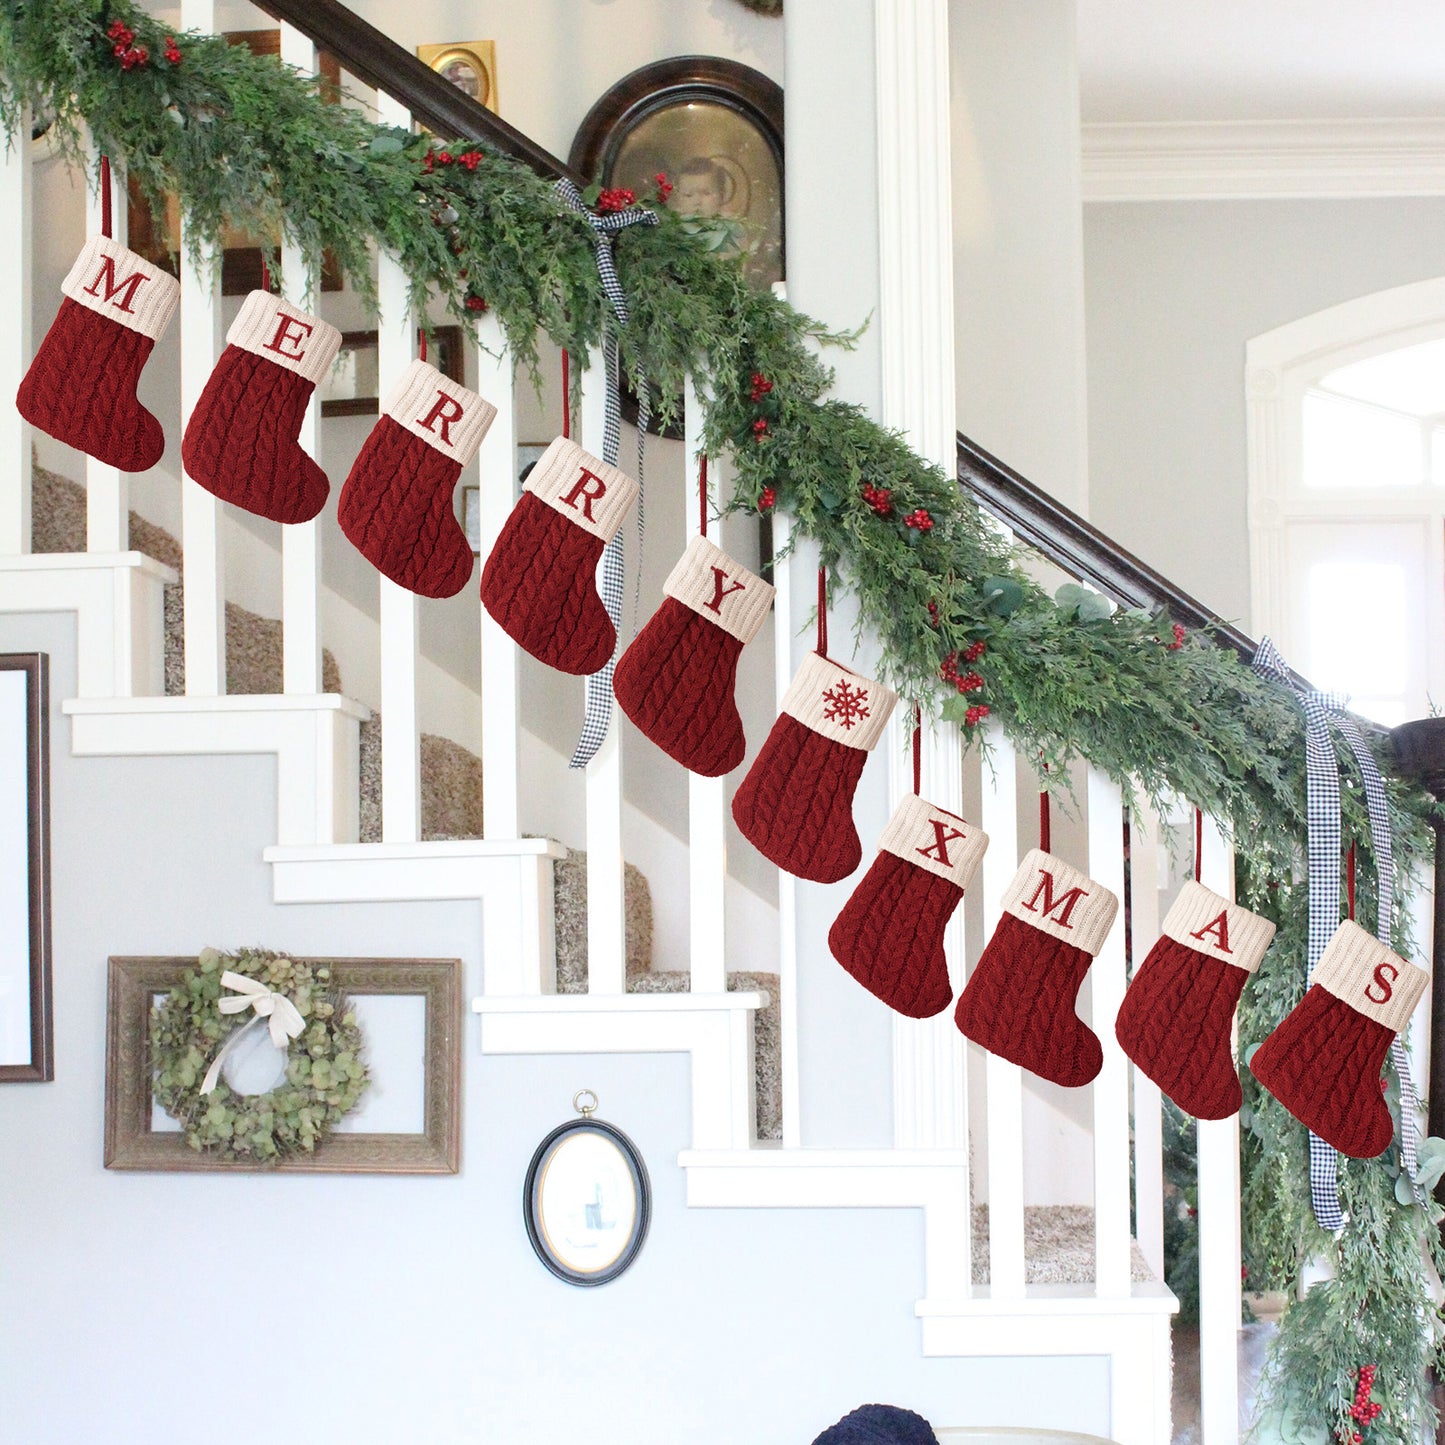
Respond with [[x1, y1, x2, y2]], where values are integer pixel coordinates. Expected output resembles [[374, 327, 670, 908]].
[[596, 187, 637, 214], [164, 36, 182, 65], [654, 172, 673, 203], [965, 704, 991, 726], [903, 508, 934, 532], [752, 418, 770, 439], [750, 372, 774, 403], [1343, 1363, 1380, 1440], [861, 485, 893, 517], [927, 601, 940, 626], [757, 487, 777, 512], [939, 652, 985, 696], [423, 149, 484, 174], [108, 20, 148, 69], [1167, 622, 1186, 650], [964, 639, 985, 663], [464, 296, 488, 312]]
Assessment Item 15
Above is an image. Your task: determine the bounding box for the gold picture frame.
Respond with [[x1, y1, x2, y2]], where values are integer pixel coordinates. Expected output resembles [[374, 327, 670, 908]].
[[417, 41, 498, 112], [104, 956, 462, 1174]]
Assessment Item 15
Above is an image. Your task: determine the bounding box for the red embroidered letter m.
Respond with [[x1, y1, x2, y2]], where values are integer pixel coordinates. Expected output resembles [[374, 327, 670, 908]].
[[1021, 869, 1088, 929], [83, 255, 150, 315]]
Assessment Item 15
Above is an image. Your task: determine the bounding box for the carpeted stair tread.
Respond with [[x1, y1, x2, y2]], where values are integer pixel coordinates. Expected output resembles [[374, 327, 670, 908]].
[[970, 1203, 1157, 1285]]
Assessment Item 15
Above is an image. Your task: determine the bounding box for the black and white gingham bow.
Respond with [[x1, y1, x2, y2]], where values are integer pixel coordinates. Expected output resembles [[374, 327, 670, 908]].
[[553, 179, 658, 769], [1253, 637, 1424, 1229]]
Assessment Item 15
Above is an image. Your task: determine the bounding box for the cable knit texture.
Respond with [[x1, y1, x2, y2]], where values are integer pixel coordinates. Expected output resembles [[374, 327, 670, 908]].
[[479, 492, 615, 673], [811, 1404, 939, 1445], [613, 596, 747, 775], [732, 712, 869, 883], [1250, 983, 1399, 1158], [181, 348, 330, 523], [337, 416, 474, 598], [1115, 940, 1250, 1119], [828, 851, 963, 1018], [17, 297, 166, 472], [954, 912, 1103, 1087]]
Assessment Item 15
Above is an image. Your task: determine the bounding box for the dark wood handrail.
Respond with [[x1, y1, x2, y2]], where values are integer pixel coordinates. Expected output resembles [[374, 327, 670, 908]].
[[250, 0, 585, 186], [957, 431, 1257, 662]]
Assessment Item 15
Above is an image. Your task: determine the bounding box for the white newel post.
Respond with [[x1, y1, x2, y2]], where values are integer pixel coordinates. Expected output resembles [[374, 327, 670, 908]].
[[375, 93, 421, 843], [1197, 815, 1243, 1445], [84, 148, 129, 554], [0, 108, 31, 556], [279, 24, 323, 697], [581, 351, 625, 994], [684, 377, 728, 996]]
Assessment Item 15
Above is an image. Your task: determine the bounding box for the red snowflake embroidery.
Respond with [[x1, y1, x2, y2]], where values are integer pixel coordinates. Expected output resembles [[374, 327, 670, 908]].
[[821, 678, 871, 730]]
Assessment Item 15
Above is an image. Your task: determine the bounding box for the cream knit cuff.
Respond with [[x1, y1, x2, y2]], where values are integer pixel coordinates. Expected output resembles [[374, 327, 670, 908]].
[[1001, 848, 1119, 955], [779, 652, 896, 752], [524, 437, 638, 541], [225, 290, 341, 385], [878, 794, 989, 890], [62, 235, 179, 342], [382, 359, 496, 465], [1312, 919, 1427, 1034], [663, 536, 774, 643], [1160, 881, 1275, 974]]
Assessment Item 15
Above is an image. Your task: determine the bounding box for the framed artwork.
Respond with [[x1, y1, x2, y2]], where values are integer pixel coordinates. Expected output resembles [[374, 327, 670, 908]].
[[320, 326, 465, 419], [0, 654, 52, 1084], [570, 57, 784, 435], [104, 956, 462, 1173], [417, 41, 498, 111], [523, 1092, 651, 1287]]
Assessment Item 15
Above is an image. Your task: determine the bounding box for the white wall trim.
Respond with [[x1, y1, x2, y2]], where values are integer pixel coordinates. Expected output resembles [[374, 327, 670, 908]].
[[1083, 118, 1445, 202]]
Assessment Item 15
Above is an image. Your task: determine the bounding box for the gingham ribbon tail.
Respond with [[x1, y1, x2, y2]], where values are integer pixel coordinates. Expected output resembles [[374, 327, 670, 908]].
[[553, 179, 659, 769], [1252, 637, 1425, 1229]]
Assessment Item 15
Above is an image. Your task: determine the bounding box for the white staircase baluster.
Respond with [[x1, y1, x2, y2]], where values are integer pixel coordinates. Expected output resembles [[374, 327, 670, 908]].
[[0, 104, 31, 556], [978, 724, 1024, 1296], [1087, 767, 1133, 1298], [1127, 798, 1167, 1282], [684, 377, 727, 995], [581, 350, 624, 994], [1197, 814, 1242, 1445], [84, 147, 128, 554], [374, 93, 420, 843], [772, 508, 801, 1146], [475, 309, 520, 840], [278, 24, 323, 696]]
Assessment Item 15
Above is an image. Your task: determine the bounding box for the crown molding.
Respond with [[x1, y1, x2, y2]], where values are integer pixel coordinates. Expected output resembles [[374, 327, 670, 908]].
[[1081, 118, 1445, 202]]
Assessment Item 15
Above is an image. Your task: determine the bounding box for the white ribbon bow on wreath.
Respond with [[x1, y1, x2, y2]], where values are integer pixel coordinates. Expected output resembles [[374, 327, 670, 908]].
[[199, 970, 306, 1097]]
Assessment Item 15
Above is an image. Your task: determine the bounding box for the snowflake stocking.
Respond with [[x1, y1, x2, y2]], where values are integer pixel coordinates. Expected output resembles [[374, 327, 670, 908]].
[[732, 653, 896, 884]]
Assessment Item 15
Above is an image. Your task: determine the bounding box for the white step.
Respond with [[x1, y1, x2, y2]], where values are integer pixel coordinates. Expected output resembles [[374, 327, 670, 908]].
[[63, 693, 366, 845]]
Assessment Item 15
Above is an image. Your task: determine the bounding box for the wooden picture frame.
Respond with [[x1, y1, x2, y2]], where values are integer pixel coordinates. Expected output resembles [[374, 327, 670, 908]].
[[319, 326, 465, 418], [569, 57, 784, 436], [0, 654, 52, 1083], [104, 956, 462, 1173], [417, 40, 498, 113]]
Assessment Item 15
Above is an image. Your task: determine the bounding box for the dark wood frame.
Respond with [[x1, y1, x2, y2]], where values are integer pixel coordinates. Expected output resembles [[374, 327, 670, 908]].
[[569, 57, 785, 439], [523, 1115, 652, 1287], [104, 956, 462, 1173], [0, 654, 52, 1083], [320, 326, 465, 418]]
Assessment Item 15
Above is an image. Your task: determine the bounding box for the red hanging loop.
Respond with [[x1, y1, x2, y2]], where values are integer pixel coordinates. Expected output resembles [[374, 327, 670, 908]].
[[699, 454, 709, 539], [418, 327, 428, 364], [1194, 807, 1203, 885], [99, 155, 112, 240], [816, 568, 828, 656], [561, 349, 571, 439], [1347, 840, 1357, 922], [260, 253, 271, 294], [912, 706, 922, 797], [1039, 756, 1051, 855]]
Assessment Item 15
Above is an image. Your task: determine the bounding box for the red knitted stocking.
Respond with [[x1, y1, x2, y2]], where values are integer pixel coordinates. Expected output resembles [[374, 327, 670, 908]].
[[17, 236, 179, 472], [1251, 920, 1427, 1158], [181, 290, 341, 524], [829, 795, 989, 1018], [1114, 881, 1275, 1119], [954, 849, 1119, 1087], [614, 536, 774, 776], [338, 359, 496, 598], [481, 438, 639, 676], [732, 653, 897, 884]]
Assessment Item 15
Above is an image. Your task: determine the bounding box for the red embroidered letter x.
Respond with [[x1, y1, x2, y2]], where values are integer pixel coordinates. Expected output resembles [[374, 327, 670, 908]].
[[916, 819, 966, 868]]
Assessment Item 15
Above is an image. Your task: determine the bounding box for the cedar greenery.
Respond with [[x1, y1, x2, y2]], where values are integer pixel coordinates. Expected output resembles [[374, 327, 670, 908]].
[[3, 2, 1443, 1431]]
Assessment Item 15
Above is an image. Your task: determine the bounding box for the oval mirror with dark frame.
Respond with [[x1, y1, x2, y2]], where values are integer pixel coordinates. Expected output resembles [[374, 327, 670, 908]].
[[569, 57, 784, 438], [523, 1093, 651, 1287]]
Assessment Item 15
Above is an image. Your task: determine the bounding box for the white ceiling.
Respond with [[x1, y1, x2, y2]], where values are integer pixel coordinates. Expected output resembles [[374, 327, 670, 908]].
[[1077, 0, 1445, 123]]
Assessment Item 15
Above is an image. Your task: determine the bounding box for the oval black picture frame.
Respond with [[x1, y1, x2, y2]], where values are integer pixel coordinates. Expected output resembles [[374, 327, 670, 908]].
[[569, 56, 785, 438], [523, 1116, 651, 1287]]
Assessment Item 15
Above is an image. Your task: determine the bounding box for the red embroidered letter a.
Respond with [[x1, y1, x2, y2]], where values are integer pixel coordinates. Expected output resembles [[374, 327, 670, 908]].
[[1189, 910, 1232, 954]]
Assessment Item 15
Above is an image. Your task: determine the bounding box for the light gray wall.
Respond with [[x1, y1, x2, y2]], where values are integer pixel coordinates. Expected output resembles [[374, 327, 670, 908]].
[[0, 610, 1111, 1443], [1084, 197, 1445, 626]]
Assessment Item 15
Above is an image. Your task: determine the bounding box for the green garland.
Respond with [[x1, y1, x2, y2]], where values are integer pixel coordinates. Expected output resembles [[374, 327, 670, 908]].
[[150, 946, 367, 1161], [3, 3, 1442, 1430]]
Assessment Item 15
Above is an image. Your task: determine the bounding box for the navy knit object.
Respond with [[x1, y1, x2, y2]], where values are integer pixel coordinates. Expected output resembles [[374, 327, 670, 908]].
[[811, 1404, 939, 1445]]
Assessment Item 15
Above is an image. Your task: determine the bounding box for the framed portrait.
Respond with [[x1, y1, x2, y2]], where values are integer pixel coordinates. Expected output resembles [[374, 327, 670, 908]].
[[319, 326, 465, 419], [0, 654, 52, 1084], [417, 41, 498, 112], [523, 1094, 651, 1287], [104, 956, 462, 1173]]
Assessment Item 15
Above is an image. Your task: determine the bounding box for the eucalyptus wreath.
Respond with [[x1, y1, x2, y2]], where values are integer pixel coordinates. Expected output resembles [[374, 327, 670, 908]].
[[3, 2, 1443, 1431], [150, 946, 368, 1162]]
